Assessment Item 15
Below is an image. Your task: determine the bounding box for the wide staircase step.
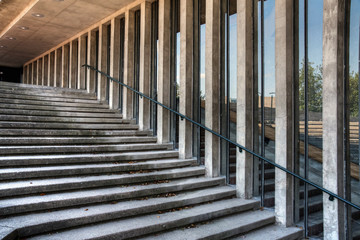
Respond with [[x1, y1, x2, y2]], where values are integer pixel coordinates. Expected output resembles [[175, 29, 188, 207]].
[[0, 82, 302, 240]]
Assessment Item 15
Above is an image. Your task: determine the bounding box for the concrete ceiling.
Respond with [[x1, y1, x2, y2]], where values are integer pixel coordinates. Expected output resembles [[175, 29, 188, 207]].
[[0, 0, 134, 68]]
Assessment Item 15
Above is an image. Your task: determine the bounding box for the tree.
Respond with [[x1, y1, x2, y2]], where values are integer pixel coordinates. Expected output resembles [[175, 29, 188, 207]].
[[349, 71, 360, 117], [299, 60, 323, 112]]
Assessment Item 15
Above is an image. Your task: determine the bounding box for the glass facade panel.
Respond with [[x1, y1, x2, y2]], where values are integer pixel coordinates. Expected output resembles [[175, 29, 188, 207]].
[[349, 1, 360, 238]]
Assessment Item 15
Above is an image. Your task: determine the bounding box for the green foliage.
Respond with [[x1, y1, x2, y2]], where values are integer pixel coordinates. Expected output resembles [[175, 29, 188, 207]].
[[299, 60, 323, 112], [349, 71, 360, 117]]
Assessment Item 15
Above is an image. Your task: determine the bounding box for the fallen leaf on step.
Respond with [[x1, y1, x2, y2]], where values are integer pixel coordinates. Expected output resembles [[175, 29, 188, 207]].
[[157, 216, 160, 218], [40, 193, 46, 196], [85, 209, 88, 211]]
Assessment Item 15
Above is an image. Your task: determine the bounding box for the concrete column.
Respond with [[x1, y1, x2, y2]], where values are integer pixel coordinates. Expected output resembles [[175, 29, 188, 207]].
[[41, 57, 45, 85], [322, 0, 346, 238], [178, 0, 193, 159], [236, 0, 255, 199], [87, 31, 97, 93], [69, 40, 78, 89], [109, 18, 121, 109], [78, 35, 87, 90], [274, 0, 295, 226], [205, 0, 221, 177], [55, 48, 62, 87], [138, 2, 152, 129], [157, 0, 171, 143], [43, 55, 48, 86], [123, 10, 135, 119], [37, 59, 42, 85], [98, 24, 109, 102], [33, 61, 38, 85], [62, 44, 69, 88], [23, 65, 27, 84], [49, 52, 55, 87]]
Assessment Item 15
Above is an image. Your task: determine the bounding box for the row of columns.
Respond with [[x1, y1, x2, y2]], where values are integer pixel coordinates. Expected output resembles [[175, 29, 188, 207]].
[[22, 0, 348, 238]]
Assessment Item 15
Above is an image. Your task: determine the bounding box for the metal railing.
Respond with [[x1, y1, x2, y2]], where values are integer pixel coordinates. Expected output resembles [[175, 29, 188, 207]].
[[83, 64, 360, 213]]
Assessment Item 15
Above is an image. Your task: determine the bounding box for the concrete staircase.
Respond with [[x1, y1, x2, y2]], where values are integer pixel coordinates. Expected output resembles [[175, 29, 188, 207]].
[[0, 82, 302, 240]]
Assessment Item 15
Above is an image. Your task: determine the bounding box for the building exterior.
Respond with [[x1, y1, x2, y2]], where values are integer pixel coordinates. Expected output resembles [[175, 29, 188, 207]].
[[0, 0, 360, 239]]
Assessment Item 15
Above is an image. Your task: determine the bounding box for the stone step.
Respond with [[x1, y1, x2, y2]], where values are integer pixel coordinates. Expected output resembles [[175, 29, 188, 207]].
[[0, 166, 205, 198], [0, 177, 226, 216], [0, 142, 172, 155], [0, 158, 195, 180], [0, 92, 101, 104], [0, 150, 178, 166], [0, 122, 138, 130], [0, 115, 129, 124], [0, 88, 96, 100], [26, 198, 259, 240], [229, 224, 303, 240], [0, 184, 231, 239], [0, 136, 157, 145], [0, 103, 118, 113], [0, 98, 108, 109], [0, 108, 122, 118], [0, 129, 151, 137], [139, 210, 279, 240]]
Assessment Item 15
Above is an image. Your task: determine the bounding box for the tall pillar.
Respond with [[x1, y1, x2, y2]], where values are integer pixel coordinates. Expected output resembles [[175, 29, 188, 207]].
[[87, 31, 97, 93], [109, 18, 121, 109], [98, 23, 109, 102], [36, 60, 41, 85], [62, 44, 69, 88], [43, 56, 48, 86], [179, 0, 193, 158], [236, 0, 255, 199], [139, 2, 152, 130], [49, 52, 55, 87], [33, 61, 38, 85], [55, 48, 62, 87], [69, 40, 78, 89], [205, 0, 221, 177], [23, 65, 27, 84], [157, 0, 171, 143], [322, 0, 346, 238], [78, 35, 87, 90], [274, 0, 296, 226], [123, 10, 135, 119]]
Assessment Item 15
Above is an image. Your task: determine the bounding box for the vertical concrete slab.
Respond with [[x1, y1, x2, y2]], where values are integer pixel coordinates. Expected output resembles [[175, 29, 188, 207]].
[[205, 0, 221, 177], [157, 0, 171, 143], [109, 18, 121, 109], [98, 23, 109, 102], [179, 0, 193, 159], [123, 10, 135, 119], [69, 40, 78, 89], [139, 2, 152, 130], [274, 0, 295, 226], [78, 35, 87, 90], [87, 31, 97, 93], [322, 0, 346, 238], [49, 52, 55, 87], [236, 0, 255, 199], [40, 58, 44, 85], [37, 59, 41, 85], [33, 61, 37, 85], [62, 44, 69, 88], [23, 65, 27, 84], [55, 48, 62, 87], [43, 55, 49, 86]]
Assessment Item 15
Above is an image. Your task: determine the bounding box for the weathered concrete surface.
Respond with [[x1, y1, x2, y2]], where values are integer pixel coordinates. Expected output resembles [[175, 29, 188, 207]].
[[236, 0, 255, 199], [77, 35, 87, 90], [109, 18, 120, 110], [55, 48, 62, 87], [179, 0, 193, 159], [274, 0, 295, 227], [123, 10, 135, 119], [205, 0, 221, 177], [87, 30, 97, 93], [69, 40, 78, 89], [322, 0, 346, 239], [61, 44, 69, 88], [157, 0, 171, 143], [139, 1, 151, 130], [43, 55, 49, 87]]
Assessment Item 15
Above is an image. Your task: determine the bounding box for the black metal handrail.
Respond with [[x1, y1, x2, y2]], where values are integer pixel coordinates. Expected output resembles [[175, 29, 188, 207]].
[[83, 64, 360, 211]]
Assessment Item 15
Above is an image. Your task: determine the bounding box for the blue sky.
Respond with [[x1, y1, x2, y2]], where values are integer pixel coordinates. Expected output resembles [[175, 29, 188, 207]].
[[183, 0, 360, 98]]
